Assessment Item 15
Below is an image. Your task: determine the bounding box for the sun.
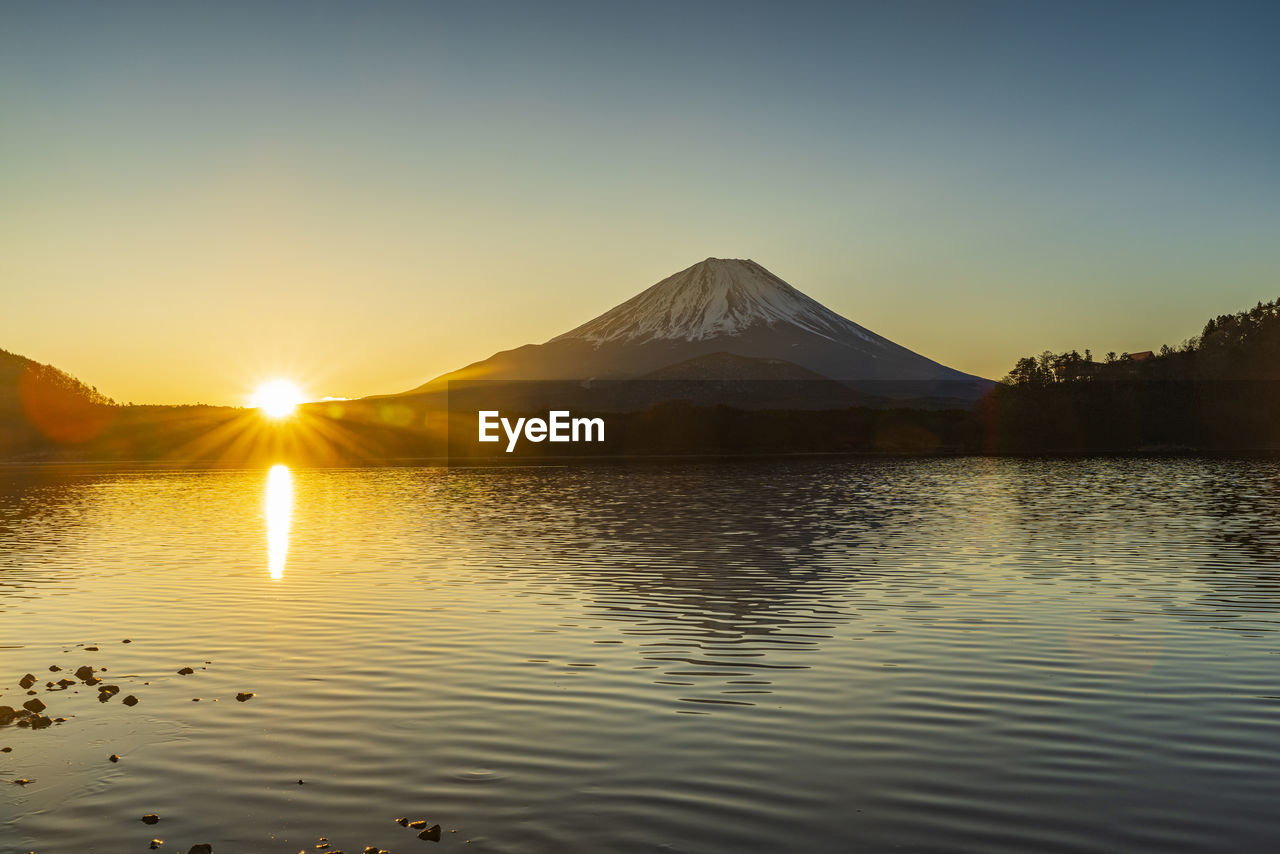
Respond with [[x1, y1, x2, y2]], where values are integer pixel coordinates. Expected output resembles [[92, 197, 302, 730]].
[[250, 379, 306, 418]]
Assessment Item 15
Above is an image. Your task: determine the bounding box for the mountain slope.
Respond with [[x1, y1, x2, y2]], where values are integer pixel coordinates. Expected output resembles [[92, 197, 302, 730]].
[[0, 347, 116, 450], [552, 258, 884, 345], [401, 258, 989, 397], [638, 352, 835, 382]]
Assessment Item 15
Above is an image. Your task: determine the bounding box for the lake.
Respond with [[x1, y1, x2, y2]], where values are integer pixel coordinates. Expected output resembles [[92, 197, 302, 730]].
[[2, 458, 1279, 853]]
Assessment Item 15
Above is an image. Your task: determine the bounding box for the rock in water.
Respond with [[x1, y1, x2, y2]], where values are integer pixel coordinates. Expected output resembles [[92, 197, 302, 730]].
[[189, 845, 213, 854], [149, 840, 163, 850], [122, 695, 140, 706], [109, 754, 120, 763], [235, 692, 255, 702], [177, 667, 195, 675], [419, 824, 441, 841], [141, 814, 160, 824], [18, 674, 36, 689], [74, 666, 94, 680], [22, 699, 46, 714]]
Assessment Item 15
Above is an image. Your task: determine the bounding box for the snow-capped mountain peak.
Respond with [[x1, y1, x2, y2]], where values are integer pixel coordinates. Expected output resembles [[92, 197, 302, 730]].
[[399, 257, 989, 396], [550, 258, 877, 345]]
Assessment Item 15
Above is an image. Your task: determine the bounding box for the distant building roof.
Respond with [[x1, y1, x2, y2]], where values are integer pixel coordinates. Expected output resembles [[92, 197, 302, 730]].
[[1128, 350, 1155, 361]]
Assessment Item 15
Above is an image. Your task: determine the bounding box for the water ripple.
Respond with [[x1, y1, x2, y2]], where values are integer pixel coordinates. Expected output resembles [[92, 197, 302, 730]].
[[2, 459, 1280, 851]]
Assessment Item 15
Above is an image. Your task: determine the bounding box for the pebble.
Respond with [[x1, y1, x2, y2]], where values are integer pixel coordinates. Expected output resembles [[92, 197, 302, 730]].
[[6, 653, 446, 853], [84, 647, 99, 651]]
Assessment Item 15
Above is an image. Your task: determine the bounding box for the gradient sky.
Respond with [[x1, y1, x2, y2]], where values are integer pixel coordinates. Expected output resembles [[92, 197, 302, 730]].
[[3, 1, 1278, 405]]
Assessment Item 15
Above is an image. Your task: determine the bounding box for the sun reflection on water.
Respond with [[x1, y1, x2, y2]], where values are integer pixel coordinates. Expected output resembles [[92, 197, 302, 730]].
[[266, 464, 293, 579]]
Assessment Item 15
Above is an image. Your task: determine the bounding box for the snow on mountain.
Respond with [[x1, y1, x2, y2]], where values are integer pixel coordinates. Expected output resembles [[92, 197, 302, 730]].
[[551, 258, 879, 346], [398, 257, 990, 399]]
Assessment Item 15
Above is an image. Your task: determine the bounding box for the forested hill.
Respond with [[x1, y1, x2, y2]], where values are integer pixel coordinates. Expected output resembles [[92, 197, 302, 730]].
[[989, 296, 1280, 453], [1, 348, 118, 452], [1, 348, 114, 407], [1002, 296, 1280, 387]]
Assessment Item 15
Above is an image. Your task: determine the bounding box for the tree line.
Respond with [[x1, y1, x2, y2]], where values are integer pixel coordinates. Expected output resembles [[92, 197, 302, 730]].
[[988, 296, 1280, 452]]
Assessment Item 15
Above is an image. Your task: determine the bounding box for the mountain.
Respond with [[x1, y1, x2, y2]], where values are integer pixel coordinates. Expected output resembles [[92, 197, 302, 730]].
[[0, 347, 116, 449], [402, 258, 989, 399], [0, 348, 114, 409]]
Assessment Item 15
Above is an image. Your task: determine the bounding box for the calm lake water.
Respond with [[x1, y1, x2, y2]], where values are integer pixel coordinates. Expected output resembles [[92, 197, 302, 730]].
[[2, 459, 1279, 853]]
